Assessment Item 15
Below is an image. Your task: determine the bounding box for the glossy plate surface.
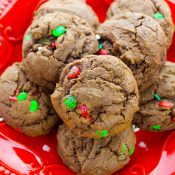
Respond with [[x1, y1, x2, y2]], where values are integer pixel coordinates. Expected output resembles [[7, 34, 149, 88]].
[[0, 0, 175, 174]]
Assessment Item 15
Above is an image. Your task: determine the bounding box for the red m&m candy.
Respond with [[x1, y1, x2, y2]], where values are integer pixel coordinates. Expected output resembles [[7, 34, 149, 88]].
[[67, 66, 81, 79], [9, 96, 18, 102], [77, 105, 88, 117], [77, 105, 93, 121], [51, 43, 56, 49], [98, 49, 109, 55], [159, 101, 174, 109], [172, 117, 175, 121]]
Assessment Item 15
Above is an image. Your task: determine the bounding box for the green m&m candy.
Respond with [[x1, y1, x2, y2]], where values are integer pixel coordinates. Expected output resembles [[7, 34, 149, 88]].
[[151, 125, 161, 131], [96, 130, 109, 138], [64, 95, 78, 110], [121, 144, 127, 154], [154, 93, 161, 102], [52, 26, 67, 37], [25, 34, 31, 41], [99, 43, 103, 50], [153, 12, 164, 19], [17, 92, 28, 101], [30, 100, 39, 112], [130, 147, 135, 156]]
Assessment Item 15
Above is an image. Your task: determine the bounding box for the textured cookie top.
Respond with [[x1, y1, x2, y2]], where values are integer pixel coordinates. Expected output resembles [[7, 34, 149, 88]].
[[97, 12, 167, 92], [134, 62, 175, 131], [35, 0, 99, 29], [0, 63, 58, 136], [107, 0, 171, 19], [140, 61, 175, 104], [57, 124, 136, 175], [51, 55, 139, 138], [107, 0, 174, 48], [22, 11, 98, 89]]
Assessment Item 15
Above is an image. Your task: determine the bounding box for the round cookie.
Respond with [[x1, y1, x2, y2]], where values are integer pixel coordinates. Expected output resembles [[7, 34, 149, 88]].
[[134, 62, 175, 131], [97, 12, 167, 93], [57, 124, 136, 175], [51, 55, 139, 139], [107, 0, 174, 49], [35, 0, 99, 29], [22, 11, 99, 90], [0, 63, 58, 137]]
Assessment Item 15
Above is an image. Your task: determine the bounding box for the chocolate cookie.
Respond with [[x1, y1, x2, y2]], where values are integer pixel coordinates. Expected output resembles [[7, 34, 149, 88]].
[[57, 124, 136, 175], [0, 63, 58, 137], [22, 11, 99, 89], [35, 0, 99, 29], [134, 62, 175, 131], [107, 0, 174, 49], [51, 55, 139, 138], [97, 12, 167, 93]]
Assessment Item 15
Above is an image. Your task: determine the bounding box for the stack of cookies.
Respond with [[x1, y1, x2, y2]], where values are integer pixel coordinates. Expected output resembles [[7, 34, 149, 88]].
[[51, 55, 139, 174], [0, 0, 175, 174]]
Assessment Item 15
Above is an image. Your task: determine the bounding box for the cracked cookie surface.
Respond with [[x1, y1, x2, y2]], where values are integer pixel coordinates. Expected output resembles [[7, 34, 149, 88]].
[[107, 0, 174, 49], [35, 0, 99, 29], [22, 11, 99, 89], [0, 63, 58, 136], [51, 55, 139, 138], [57, 124, 136, 175], [134, 62, 175, 131], [97, 12, 167, 93]]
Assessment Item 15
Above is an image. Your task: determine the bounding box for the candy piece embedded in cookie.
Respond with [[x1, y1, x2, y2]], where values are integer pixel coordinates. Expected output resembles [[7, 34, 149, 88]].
[[0, 63, 58, 137], [107, 0, 174, 49], [51, 55, 139, 138], [22, 11, 99, 89], [134, 62, 175, 131], [97, 12, 167, 93], [57, 124, 136, 175]]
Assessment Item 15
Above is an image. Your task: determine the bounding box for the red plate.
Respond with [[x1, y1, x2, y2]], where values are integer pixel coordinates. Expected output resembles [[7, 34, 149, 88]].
[[0, 0, 175, 175]]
